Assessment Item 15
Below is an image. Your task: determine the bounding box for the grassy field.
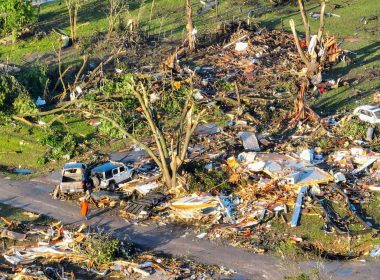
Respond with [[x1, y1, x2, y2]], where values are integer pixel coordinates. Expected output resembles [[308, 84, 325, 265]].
[[0, 0, 379, 173], [272, 197, 380, 259], [0, 0, 265, 63], [253, 0, 380, 115], [0, 125, 48, 172], [0, 116, 95, 175]]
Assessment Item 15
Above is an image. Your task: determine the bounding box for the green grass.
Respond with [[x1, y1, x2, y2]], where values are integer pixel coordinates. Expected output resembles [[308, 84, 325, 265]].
[[0, 115, 95, 175], [0, 0, 269, 63], [0, 125, 48, 172], [0, 202, 54, 226], [271, 195, 380, 259]]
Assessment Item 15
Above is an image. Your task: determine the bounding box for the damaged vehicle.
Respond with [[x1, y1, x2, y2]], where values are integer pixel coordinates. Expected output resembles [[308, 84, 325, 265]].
[[59, 162, 89, 194], [91, 161, 137, 191], [353, 105, 380, 124]]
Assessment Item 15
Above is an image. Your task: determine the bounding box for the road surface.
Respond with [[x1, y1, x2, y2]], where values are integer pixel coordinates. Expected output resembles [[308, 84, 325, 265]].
[[0, 174, 379, 279]]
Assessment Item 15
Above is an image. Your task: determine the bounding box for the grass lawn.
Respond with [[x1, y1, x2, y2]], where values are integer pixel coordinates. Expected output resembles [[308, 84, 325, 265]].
[[271, 192, 380, 259], [0, 125, 48, 172], [0, 0, 379, 173], [0, 116, 95, 175]]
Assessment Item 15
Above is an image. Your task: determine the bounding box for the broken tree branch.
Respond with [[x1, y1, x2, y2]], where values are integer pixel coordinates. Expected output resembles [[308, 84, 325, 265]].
[[317, 1, 326, 42], [297, 0, 310, 46], [289, 19, 310, 67]]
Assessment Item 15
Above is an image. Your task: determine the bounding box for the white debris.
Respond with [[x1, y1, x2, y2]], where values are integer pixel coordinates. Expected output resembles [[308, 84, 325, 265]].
[[334, 172, 346, 183], [300, 149, 314, 163], [235, 42, 248, 52]]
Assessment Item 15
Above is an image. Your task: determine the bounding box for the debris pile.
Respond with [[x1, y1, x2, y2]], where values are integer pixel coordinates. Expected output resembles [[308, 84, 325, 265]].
[[0, 220, 234, 279]]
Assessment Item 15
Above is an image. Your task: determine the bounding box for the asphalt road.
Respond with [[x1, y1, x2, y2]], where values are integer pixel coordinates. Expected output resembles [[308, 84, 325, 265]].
[[0, 175, 379, 279]]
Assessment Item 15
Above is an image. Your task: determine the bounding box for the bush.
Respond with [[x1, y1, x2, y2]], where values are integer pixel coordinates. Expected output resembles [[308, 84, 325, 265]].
[[13, 93, 38, 115], [0, 73, 37, 115], [82, 232, 120, 265], [188, 162, 232, 193], [39, 131, 78, 161], [338, 118, 368, 140], [17, 63, 49, 97], [0, 0, 37, 40]]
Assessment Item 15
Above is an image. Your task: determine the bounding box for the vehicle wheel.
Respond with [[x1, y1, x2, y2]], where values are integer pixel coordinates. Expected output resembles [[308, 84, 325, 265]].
[[131, 172, 138, 180], [108, 181, 117, 191], [92, 176, 100, 187]]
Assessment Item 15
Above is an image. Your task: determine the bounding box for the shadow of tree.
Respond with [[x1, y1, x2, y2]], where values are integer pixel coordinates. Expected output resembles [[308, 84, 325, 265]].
[[331, 41, 380, 78]]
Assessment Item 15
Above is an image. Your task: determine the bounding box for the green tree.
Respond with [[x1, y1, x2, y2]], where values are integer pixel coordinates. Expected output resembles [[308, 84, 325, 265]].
[[0, 0, 37, 40]]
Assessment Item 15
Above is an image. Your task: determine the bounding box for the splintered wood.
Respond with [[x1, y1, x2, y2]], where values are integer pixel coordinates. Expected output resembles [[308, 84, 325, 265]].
[[289, 82, 320, 127]]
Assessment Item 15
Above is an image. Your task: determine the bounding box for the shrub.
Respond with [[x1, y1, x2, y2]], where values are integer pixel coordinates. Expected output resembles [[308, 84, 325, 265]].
[[338, 118, 368, 140], [0, 0, 37, 40], [0, 73, 37, 115], [17, 63, 49, 97], [39, 131, 78, 161], [82, 232, 120, 265], [188, 163, 232, 193]]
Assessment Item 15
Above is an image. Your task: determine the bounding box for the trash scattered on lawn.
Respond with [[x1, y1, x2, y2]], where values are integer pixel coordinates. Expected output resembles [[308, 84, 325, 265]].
[[0, 219, 234, 279], [34, 12, 379, 260]]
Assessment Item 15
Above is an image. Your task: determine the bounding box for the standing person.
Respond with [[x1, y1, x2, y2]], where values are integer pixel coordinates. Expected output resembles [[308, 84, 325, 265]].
[[80, 196, 89, 220], [84, 178, 94, 194]]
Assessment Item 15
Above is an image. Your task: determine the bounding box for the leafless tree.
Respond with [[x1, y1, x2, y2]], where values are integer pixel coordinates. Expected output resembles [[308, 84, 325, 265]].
[[185, 0, 195, 52], [65, 0, 81, 43], [107, 0, 128, 38]]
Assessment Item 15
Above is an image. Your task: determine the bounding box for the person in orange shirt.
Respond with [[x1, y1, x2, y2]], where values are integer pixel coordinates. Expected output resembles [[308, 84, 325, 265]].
[[80, 196, 90, 220]]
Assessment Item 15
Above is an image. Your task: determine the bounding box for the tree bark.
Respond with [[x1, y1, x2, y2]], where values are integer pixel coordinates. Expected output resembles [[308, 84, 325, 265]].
[[297, 0, 310, 46], [186, 0, 195, 52], [317, 1, 326, 42]]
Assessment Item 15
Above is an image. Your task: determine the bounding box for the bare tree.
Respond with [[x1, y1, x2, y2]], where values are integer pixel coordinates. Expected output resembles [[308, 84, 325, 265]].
[[289, 0, 327, 78], [185, 0, 195, 52], [65, 0, 81, 43], [17, 73, 205, 190], [108, 78, 205, 189], [297, 0, 310, 46], [107, 0, 128, 38]]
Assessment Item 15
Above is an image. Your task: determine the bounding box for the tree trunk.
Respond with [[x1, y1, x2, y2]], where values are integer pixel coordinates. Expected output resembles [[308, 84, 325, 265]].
[[186, 0, 195, 52]]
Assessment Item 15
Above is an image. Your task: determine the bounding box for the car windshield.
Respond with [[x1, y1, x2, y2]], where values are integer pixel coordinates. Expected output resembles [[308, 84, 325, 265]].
[[374, 111, 380, 119]]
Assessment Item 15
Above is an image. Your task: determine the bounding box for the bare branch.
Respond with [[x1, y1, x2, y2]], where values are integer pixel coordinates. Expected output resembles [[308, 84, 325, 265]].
[[289, 19, 310, 67], [317, 1, 326, 42], [297, 0, 310, 46]]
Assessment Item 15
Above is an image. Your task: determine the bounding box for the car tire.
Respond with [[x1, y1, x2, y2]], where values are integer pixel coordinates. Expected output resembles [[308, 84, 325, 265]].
[[108, 181, 117, 191], [131, 172, 138, 180]]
